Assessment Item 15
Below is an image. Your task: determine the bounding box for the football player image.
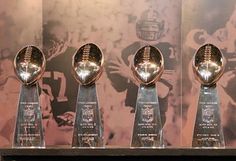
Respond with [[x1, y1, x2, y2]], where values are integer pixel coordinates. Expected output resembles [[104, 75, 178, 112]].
[[107, 8, 178, 145], [41, 20, 77, 145], [182, 1, 236, 147]]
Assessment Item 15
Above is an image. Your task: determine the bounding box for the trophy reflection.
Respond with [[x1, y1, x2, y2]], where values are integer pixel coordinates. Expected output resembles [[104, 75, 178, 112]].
[[131, 45, 164, 148], [13, 45, 45, 148], [192, 43, 225, 148], [72, 43, 104, 148]]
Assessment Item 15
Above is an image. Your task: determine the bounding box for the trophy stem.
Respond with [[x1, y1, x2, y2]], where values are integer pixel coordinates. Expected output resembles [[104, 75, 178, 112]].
[[192, 84, 225, 148], [13, 84, 45, 148], [72, 84, 104, 148], [131, 84, 163, 148]]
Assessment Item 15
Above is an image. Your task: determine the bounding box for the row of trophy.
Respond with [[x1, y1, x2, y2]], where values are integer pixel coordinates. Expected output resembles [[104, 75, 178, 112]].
[[12, 43, 225, 149]]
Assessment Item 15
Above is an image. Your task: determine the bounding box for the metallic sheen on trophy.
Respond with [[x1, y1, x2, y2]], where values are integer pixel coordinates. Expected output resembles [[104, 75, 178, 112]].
[[72, 43, 104, 148], [192, 43, 225, 148], [131, 45, 164, 148], [13, 45, 45, 148]]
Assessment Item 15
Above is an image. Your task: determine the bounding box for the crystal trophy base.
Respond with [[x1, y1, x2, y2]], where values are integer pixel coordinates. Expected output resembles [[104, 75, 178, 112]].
[[192, 84, 225, 148], [131, 84, 163, 148], [72, 84, 103, 148], [13, 84, 45, 148]]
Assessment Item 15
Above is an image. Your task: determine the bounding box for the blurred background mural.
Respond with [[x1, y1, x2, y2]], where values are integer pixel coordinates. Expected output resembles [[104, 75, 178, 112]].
[[0, 0, 42, 146], [0, 0, 181, 147], [182, 0, 236, 147]]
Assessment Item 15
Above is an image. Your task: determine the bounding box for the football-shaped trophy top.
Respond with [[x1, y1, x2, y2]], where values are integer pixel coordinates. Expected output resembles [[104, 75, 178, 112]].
[[132, 45, 164, 85], [14, 45, 46, 86], [72, 43, 103, 85], [193, 43, 225, 86]]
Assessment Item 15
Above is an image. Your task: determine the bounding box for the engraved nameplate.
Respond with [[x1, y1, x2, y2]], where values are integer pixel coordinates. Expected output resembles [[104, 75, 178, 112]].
[[13, 84, 45, 148], [72, 84, 103, 147], [192, 85, 225, 148], [131, 84, 163, 148]]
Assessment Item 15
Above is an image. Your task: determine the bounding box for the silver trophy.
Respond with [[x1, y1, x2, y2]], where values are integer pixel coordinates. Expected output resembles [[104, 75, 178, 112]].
[[192, 43, 225, 148], [13, 45, 45, 148], [72, 43, 104, 148], [131, 45, 164, 148]]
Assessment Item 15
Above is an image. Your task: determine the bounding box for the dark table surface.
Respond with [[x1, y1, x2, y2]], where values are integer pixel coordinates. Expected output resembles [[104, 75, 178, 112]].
[[1, 147, 236, 161]]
